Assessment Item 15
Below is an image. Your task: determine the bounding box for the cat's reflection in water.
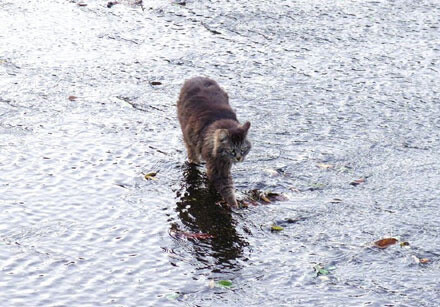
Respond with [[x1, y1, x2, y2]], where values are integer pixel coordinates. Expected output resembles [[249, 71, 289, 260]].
[[172, 162, 248, 271]]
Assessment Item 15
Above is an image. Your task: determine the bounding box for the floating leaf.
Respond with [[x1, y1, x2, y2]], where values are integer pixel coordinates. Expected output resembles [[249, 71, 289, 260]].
[[350, 178, 366, 186], [260, 194, 271, 203], [150, 81, 162, 86], [317, 163, 334, 170], [266, 192, 288, 201], [238, 199, 258, 207], [165, 293, 180, 300], [400, 241, 410, 247], [216, 280, 233, 288], [374, 238, 398, 249], [144, 172, 157, 180], [174, 0, 187, 6], [330, 198, 343, 204], [419, 258, 430, 264], [314, 264, 330, 276], [245, 189, 288, 204], [107, 1, 119, 8], [271, 225, 284, 232], [68, 95, 78, 101], [412, 256, 430, 264]]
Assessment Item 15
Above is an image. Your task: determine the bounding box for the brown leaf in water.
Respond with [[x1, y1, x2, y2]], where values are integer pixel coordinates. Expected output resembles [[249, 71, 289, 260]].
[[68, 95, 78, 101], [266, 192, 288, 202], [412, 256, 431, 264], [374, 238, 398, 249], [150, 81, 162, 86], [350, 178, 366, 186], [238, 199, 258, 207], [246, 189, 288, 204]]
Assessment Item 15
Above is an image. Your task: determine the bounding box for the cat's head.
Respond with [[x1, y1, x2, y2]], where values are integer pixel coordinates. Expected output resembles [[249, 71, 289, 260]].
[[214, 121, 251, 163]]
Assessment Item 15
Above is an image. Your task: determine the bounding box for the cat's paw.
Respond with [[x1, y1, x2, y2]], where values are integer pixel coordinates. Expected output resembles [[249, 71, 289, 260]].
[[186, 160, 201, 167], [215, 199, 239, 209], [227, 199, 239, 209], [188, 159, 201, 165]]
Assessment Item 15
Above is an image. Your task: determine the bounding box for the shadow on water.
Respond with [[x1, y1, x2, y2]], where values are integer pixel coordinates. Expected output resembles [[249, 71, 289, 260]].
[[172, 163, 248, 272]]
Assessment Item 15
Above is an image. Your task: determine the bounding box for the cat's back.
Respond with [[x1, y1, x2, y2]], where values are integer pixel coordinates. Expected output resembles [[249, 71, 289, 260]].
[[177, 77, 229, 110], [177, 77, 237, 133]]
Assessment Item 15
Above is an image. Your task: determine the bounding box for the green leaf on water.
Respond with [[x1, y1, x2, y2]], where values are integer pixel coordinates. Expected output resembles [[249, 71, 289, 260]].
[[216, 280, 233, 288], [314, 264, 330, 276], [165, 293, 179, 300]]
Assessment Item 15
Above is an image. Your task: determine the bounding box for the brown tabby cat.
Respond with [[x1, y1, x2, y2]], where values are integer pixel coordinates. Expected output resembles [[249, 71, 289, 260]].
[[177, 77, 251, 208]]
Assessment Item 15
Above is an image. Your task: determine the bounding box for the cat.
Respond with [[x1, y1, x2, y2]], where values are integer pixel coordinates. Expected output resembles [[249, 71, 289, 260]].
[[177, 77, 251, 208]]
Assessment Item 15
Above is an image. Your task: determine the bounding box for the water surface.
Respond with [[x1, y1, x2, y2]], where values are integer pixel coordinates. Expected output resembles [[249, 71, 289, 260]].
[[1, 0, 439, 306]]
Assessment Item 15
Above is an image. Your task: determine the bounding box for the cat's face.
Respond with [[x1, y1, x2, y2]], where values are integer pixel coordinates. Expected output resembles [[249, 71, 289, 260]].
[[214, 122, 251, 163]]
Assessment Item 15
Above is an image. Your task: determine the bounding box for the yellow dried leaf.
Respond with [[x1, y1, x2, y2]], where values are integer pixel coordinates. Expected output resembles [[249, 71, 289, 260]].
[[271, 225, 284, 231], [144, 172, 157, 180], [260, 194, 271, 203], [400, 241, 410, 247]]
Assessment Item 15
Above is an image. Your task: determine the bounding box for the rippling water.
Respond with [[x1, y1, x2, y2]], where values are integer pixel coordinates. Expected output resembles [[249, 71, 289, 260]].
[[1, 0, 439, 306]]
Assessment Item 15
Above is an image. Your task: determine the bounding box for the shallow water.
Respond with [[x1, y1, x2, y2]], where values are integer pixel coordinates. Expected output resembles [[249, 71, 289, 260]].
[[1, 0, 439, 306]]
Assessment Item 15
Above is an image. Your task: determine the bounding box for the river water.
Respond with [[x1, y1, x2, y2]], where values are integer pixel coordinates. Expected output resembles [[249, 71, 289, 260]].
[[1, 0, 439, 306]]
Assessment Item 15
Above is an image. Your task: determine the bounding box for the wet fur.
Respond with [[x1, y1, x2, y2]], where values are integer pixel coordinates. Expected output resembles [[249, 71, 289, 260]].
[[177, 77, 251, 207]]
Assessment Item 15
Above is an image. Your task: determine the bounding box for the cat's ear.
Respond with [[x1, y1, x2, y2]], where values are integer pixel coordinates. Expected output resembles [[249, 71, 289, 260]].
[[217, 129, 229, 142], [241, 121, 251, 133]]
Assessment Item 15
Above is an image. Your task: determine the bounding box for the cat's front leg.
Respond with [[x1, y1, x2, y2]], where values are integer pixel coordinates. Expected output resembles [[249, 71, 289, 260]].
[[220, 187, 238, 208], [185, 143, 201, 164], [206, 162, 238, 208]]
